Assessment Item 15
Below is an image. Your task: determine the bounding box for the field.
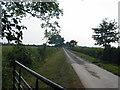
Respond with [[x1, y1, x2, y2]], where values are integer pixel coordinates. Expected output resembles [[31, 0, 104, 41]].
[[2, 45, 84, 89]]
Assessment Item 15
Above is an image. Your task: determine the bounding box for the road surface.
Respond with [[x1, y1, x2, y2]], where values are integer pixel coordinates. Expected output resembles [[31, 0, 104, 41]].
[[63, 48, 119, 89]]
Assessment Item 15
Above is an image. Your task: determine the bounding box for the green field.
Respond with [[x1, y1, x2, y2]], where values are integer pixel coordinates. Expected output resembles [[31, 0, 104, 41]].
[[2, 46, 84, 89]]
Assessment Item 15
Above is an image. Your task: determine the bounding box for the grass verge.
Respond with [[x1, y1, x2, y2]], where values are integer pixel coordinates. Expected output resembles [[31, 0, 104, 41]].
[[68, 49, 120, 76], [27, 48, 84, 88]]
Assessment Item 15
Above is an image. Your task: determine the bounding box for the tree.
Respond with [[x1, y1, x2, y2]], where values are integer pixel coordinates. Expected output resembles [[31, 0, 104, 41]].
[[48, 34, 64, 47], [1, 1, 63, 44], [92, 18, 119, 48], [69, 40, 77, 47], [44, 28, 60, 44], [65, 42, 70, 47]]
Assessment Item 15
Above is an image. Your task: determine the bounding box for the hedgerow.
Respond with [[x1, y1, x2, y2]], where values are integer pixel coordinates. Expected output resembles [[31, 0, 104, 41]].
[[69, 46, 119, 64]]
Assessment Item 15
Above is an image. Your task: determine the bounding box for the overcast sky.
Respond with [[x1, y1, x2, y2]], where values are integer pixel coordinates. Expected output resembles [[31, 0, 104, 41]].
[[13, 0, 120, 47]]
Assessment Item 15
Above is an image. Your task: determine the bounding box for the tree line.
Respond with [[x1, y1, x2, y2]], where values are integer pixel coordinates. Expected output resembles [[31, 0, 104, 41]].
[[47, 34, 78, 47]]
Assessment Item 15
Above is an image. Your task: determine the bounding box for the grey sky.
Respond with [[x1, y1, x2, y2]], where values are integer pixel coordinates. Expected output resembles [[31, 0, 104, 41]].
[[58, 0, 119, 47], [3, 0, 119, 47]]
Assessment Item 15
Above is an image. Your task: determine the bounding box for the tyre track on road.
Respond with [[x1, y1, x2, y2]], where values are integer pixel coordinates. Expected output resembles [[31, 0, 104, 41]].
[[63, 48, 119, 89]]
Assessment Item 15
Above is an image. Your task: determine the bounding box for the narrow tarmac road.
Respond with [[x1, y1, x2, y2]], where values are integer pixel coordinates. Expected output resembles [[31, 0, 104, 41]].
[[63, 48, 119, 89]]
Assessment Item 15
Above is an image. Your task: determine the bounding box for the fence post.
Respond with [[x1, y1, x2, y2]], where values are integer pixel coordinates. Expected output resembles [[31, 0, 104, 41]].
[[13, 60, 16, 90], [18, 68, 21, 90], [36, 78, 39, 90]]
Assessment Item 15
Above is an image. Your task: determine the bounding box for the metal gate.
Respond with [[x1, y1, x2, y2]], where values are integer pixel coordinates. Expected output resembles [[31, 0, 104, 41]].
[[13, 60, 66, 90]]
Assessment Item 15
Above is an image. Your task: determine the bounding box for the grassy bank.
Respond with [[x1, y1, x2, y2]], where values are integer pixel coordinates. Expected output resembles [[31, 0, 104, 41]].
[[68, 49, 120, 76], [27, 48, 84, 88]]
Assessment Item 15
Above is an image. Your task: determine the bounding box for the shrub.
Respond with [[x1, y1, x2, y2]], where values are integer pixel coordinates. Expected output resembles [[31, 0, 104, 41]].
[[7, 45, 32, 67], [102, 47, 119, 64]]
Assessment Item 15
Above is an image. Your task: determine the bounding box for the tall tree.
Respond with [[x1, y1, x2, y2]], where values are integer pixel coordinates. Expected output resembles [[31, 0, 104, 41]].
[[92, 18, 119, 48], [1, 1, 63, 44]]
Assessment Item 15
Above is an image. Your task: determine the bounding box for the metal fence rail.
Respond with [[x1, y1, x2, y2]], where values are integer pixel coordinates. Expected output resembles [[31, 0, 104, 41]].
[[13, 60, 66, 90]]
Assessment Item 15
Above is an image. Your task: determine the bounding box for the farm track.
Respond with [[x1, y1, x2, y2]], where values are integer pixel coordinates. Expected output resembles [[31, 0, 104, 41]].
[[63, 48, 119, 89]]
